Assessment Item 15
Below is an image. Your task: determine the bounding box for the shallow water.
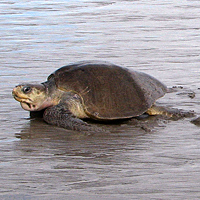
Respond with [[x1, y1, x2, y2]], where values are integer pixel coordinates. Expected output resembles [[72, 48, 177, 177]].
[[1, 0, 200, 199]]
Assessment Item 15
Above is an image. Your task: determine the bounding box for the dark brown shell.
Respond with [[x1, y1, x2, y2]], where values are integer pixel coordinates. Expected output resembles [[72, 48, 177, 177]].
[[48, 61, 167, 120]]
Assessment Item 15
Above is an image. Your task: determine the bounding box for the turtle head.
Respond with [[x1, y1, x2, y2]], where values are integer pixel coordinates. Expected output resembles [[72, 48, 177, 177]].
[[12, 83, 54, 111]]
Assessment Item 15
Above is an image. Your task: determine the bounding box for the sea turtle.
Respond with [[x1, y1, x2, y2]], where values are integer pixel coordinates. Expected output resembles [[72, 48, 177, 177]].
[[12, 61, 190, 132]]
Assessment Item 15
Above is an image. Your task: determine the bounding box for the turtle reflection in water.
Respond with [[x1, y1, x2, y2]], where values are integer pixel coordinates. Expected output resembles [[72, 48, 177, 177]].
[[12, 61, 192, 132]]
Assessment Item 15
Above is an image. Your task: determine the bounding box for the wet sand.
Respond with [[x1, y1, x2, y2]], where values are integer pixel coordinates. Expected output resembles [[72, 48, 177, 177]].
[[0, 0, 200, 199]]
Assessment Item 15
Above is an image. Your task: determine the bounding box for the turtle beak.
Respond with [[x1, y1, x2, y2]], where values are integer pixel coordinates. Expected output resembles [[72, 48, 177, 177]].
[[12, 86, 35, 110], [12, 85, 31, 102], [12, 86, 19, 100]]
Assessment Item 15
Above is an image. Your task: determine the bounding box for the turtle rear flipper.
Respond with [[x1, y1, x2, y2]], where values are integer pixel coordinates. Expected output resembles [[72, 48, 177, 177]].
[[146, 105, 194, 119], [43, 104, 104, 132]]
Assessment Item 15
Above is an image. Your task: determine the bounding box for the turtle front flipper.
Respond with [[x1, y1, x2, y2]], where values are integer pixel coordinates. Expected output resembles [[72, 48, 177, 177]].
[[43, 104, 103, 132], [146, 105, 194, 119]]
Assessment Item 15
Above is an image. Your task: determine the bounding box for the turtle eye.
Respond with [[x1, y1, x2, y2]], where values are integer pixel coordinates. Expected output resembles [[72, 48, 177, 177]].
[[22, 86, 32, 94]]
